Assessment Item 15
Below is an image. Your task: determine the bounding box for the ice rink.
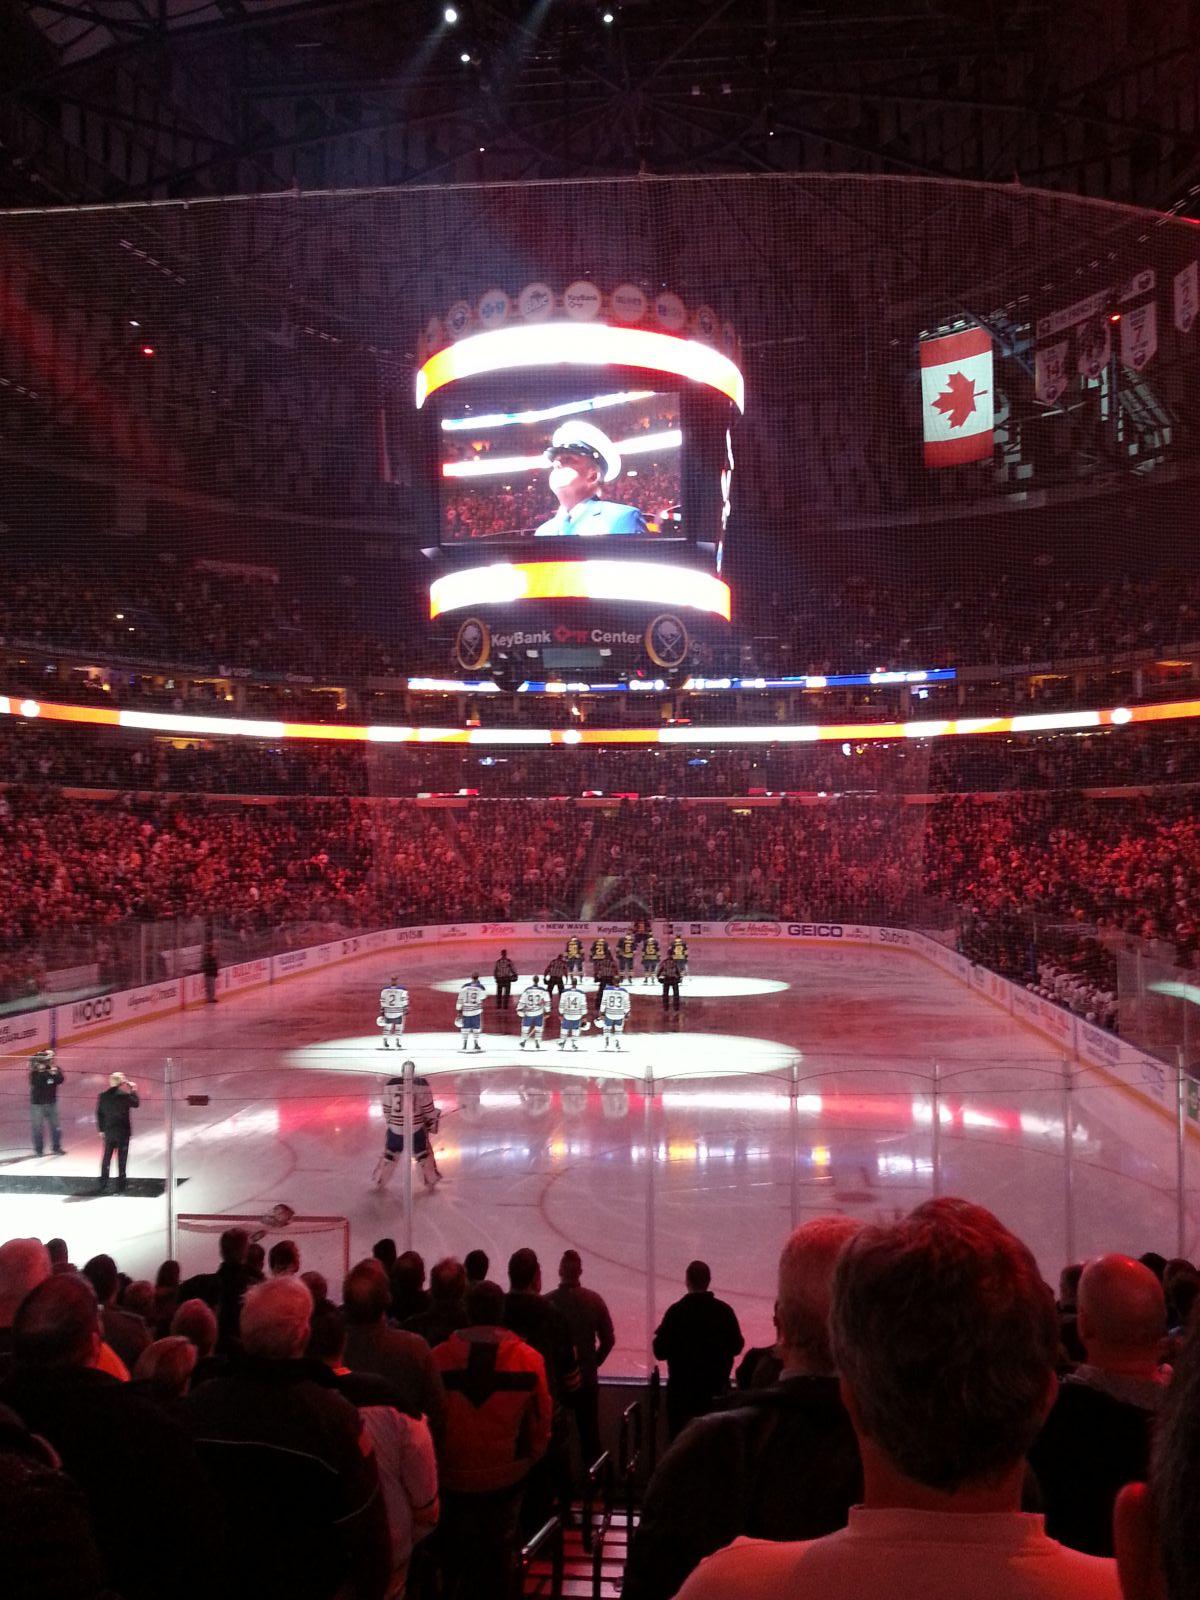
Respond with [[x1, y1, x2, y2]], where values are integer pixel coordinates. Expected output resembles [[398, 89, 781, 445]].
[[2, 938, 1195, 1376]]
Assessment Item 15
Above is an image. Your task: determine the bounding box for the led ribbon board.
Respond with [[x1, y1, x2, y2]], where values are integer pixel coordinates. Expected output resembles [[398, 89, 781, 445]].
[[416, 322, 746, 412], [428, 559, 733, 621]]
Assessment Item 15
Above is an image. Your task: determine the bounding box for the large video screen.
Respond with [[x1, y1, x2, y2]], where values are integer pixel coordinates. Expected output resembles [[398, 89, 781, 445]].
[[437, 383, 684, 545]]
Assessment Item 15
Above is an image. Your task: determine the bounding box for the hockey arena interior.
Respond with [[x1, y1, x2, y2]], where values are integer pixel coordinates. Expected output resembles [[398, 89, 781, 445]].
[[6, 5, 1200, 1598]]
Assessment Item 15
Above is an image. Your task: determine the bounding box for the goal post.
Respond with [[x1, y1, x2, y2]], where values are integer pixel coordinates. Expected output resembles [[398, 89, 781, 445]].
[[175, 1210, 351, 1283]]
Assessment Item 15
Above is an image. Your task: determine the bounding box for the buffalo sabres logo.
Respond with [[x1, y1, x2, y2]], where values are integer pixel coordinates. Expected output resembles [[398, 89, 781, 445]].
[[645, 613, 689, 670], [455, 617, 491, 670]]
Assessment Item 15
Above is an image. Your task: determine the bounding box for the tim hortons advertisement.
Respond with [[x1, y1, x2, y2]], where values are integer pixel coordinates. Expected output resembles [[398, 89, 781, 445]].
[[725, 921, 782, 937], [0, 1008, 52, 1057]]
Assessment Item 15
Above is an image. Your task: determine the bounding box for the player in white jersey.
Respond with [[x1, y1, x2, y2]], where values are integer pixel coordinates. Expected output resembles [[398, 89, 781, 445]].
[[557, 977, 589, 1051], [516, 975, 551, 1050], [455, 974, 486, 1050], [599, 979, 631, 1050], [371, 1067, 442, 1188], [376, 976, 409, 1049]]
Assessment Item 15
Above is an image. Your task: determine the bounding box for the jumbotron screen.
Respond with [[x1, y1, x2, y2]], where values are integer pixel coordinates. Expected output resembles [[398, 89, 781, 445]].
[[438, 382, 683, 545]]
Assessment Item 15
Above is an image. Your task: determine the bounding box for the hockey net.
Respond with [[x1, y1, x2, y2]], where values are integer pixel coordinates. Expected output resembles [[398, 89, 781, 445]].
[[176, 1208, 351, 1287]]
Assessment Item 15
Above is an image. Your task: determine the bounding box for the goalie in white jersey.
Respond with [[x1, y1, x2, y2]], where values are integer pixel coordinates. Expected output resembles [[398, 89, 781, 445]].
[[376, 976, 409, 1049], [372, 1067, 442, 1188], [599, 979, 632, 1050], [557, 977, 589, 1051], [516, 974, 551, 1050], [455, 974, 486, 1051]]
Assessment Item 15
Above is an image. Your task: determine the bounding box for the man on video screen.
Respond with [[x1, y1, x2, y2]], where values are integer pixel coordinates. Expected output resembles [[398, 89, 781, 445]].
[[534, 419, 649, 538]]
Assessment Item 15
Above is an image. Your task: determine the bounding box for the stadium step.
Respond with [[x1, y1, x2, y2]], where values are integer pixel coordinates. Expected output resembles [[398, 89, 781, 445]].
[[522, 1506, 637, 1598]]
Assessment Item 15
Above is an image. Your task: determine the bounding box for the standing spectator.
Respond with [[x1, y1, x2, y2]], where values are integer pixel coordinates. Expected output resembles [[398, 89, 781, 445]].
[[503, 1247, 580, 1524], [1115, 1324, 1200, 1600], [465, 1249, 502, 1295], [29, 1049, 65, 1157], [82, 1253, 151, 1372], [405, 1257, 470, 1348], [202, 936, 219, 1003], [153, 1260, 181, 1334], [186, 1277, 390, 1600], [341, 1260, 446, 1446], [654, 1260, 745, 1439], [0, 1274, 220, 1600], [546, 1248, 615, 1467], [268, 1239, 301, 1277], [493, 949, 518, 1009], [1031, 1255, 1168, 1555], [432, 1281, 552, 1600], [95, 1071, 139, 1194], [676, 1199, 1119, 1600], [309, 1299, 439, 1599], [626, 1218, 862, 1600], [390, 1251, 431, 1323]]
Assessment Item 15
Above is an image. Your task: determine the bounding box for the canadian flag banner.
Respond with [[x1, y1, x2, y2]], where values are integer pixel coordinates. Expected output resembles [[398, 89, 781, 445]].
[[1120, 301, 1158, 371], [1175, 261, 1198, 334], [920, 327, 993, 466], [1034, 339, 1070, 405]]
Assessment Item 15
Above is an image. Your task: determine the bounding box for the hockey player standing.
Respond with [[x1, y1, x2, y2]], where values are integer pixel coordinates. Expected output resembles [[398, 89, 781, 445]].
[[372, 1068, 442, 1189], [456, 974, 486, 1051], [565, 935, 585, 977], [599, 980, 632, 1051], [517, 975, 551, 1050], [493, 949, 518, 1009], [641, 932, 661, 985], [557, 978, 588, 1051], [589, 933, 611, 972], [592, 947, 619, 1014], [376, 976, 409, 1049], [544, 950, 569, 998], [667, 930, 690, 977], [658, 952, 683, 1011], [616, 931, 637, 981]]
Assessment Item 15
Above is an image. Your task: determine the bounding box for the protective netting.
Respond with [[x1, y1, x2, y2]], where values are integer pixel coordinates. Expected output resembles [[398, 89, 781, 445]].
[[2, 176, 1200, 1046]]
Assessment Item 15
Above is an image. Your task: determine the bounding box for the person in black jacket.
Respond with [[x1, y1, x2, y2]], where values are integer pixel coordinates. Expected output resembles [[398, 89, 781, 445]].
[[626, 1218, 863, 1600], [29, 1049, 66, 1157], [493, 950, 518, 1009], [96, 1072, 139, 1193], [653, 1260, 744, 1439]]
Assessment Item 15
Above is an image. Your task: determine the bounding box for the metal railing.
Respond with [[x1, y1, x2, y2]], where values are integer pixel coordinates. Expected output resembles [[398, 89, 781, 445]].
[[514, 1515, 564, 1600]]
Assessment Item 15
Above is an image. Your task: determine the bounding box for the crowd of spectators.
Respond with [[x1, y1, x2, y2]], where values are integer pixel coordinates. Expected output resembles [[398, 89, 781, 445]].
[[6, 786, 1200, 1018], [4, 1205, 1200, 1599]]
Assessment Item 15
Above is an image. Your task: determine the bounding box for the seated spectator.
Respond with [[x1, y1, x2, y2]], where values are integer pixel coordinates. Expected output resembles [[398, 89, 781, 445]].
[[1031, 1255, 1168, 1556], [677, 1198, 1120, 1600], [1162, 1258, 1199, 1339], [171, 1296, 219, 1364], [1057, 1262, 1086, 1366], [0, 1399, 116, 1600], [152, 1259, 181, 1334], [309, 1300, 438, 1598], [404, 1256, 469, 1348], [1115, 1319, 1200, 1599], [121, 1279, 155, 1324], [653, 1259, 745, 1439], [133, 1335, 198, 1403], [46, 1238, 74, 1275], [302, 1268, 330, 1307], [82, 1253, 151, 1371], [432, 1280, 552, 1600], [341, 1260, 446, 1445], [374, 1238, 399, 1275], [185, 1276, 390, 1600], [626, 1218, 862, 1600], [0, 1273, 219, 1600], [268, 1238, 301, 1277]]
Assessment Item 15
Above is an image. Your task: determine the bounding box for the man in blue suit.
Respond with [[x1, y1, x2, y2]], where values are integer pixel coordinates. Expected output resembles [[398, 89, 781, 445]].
[[535, 418, 648, 537]]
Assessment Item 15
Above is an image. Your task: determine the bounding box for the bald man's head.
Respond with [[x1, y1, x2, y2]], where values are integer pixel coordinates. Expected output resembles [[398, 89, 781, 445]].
[[1077, 1254, 1166, 1368], [0, 1239, 50, 1327], [777, 1215, 863, 1372]]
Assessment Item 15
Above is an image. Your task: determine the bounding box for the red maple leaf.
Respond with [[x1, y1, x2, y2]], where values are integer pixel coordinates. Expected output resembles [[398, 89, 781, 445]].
[[931, 369, 984, 429]]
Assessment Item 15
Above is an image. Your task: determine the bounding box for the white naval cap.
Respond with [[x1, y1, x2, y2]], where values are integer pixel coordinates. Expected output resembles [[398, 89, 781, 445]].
[[544, 418, 622, 483]]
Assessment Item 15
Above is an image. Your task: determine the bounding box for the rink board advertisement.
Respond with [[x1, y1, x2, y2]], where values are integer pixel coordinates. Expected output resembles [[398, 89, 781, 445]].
[[0, 1007, 52, 1057], [55, 979, 182, 1043]]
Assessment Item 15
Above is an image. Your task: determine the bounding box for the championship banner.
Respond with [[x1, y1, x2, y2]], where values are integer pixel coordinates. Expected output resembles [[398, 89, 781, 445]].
[[919, 327, 994, 467], [1075, 314, 1111, 380], [1120, 302, 1158, 371], [1034, 339, 1070, 405], [1175, 261, 1198, 334]]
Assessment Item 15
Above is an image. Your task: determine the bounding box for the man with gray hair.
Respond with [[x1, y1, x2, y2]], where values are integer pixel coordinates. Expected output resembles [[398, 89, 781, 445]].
[[677, 1199, 1120, 1600], [0, 1238, 50, 1367], [1031, 1254, 1169, 1556], [186, 1276, 390, 1600], [625, 1217, 862, 1600]]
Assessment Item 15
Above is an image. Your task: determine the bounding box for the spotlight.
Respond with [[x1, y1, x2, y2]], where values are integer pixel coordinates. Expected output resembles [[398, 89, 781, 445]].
[[139, 344, 156, 357], [460, 50, 470, 61], [602, 9, 614, 21], [444, 5, 458, 21]]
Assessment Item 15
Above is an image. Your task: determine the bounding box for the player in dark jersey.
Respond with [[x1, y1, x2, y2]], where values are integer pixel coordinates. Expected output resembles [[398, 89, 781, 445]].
[[667, 932, 689, 977], [589, 935, 610, 967], [616, 931, 637, 981], [593, 949, 620, 1014], [641, 932, 661, 984], [565, 935, 585, 977]]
